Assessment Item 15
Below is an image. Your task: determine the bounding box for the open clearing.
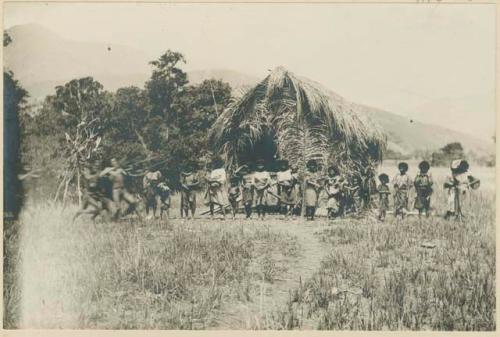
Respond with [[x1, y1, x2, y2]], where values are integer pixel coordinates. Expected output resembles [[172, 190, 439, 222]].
[[3, 165, 495, 330]]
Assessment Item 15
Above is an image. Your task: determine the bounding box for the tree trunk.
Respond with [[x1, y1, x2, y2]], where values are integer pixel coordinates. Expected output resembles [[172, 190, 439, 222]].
[[301, 181, 306, 218]]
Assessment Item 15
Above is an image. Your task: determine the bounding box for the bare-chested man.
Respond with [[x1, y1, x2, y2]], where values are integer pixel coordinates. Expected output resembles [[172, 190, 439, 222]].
[[100, 158, 138, 220]]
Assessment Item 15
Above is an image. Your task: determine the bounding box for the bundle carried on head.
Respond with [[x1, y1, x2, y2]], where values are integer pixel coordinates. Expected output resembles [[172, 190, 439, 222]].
[[451, 159, 469, 174]]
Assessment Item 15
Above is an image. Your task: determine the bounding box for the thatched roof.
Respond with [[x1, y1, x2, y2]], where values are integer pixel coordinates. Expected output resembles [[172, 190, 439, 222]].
[[209, 67, 386, 174]]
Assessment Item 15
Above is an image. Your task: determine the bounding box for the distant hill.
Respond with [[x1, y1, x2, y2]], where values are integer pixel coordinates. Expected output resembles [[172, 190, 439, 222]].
[[354, 104, 495, 157], [4, 24, 259, 101], [4, 23, 494, 157], [4, 24, 151, 100]]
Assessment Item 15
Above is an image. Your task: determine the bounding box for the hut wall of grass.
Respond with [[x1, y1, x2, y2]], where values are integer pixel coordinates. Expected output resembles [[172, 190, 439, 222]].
[[209, 67, 386, 176]]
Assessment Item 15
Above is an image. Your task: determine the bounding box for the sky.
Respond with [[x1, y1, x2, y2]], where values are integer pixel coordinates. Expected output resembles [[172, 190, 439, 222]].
[[4, 2, 497, 140]]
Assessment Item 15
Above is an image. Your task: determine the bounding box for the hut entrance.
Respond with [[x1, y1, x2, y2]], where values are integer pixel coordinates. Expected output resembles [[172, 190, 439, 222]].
[[238, 132, 278, 166]]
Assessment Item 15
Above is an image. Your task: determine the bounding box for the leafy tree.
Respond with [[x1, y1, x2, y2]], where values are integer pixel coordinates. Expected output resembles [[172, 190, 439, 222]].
[[145, 50, 188, 121], [35, 77, 111, 204], [173, 79, 232, 166], [139, 78, 232, 188], [102, 86, 153, 160], [431, 142, 465, 167], [142, 49, 232, 186], [4, 32, 28, 220], [441, 142, 464, 157]]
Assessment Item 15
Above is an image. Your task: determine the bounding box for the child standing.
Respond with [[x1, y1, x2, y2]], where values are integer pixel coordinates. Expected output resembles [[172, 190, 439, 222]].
[[392, 162, 412, 219], [157, 180, 171, 219], [228, 176, 241, 219], [414, 161, 433, 218], [324, 165, 344, 220], [343, 175, 361, 215], [377, 173, 390, 221], [361, 163, 377, 210]]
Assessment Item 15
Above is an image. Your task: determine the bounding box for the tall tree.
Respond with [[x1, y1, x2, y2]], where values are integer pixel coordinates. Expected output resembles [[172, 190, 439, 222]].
[[145, 50, 188, 122]]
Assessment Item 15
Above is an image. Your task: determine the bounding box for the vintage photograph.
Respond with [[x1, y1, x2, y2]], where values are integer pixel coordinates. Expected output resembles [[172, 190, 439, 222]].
[[3, 2, 496, 330]]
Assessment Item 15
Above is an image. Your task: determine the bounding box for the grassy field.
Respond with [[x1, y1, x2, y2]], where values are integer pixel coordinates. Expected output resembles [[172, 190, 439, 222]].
[[3, 164, 496, 330]]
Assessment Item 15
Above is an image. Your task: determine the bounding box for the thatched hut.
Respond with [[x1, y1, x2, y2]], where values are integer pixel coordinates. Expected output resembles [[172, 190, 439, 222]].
[[209, 67, 386, 176]]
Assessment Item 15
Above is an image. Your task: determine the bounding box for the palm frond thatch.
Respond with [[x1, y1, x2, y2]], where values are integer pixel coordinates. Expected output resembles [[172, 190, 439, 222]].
[[209, 67, 386, 175]]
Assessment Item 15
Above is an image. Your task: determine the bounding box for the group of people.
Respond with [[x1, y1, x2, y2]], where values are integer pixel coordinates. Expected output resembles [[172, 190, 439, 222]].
[[178, 158, 370, 221], [74, 157, 171, 222], [75, 156, 480, 223], [177, 158, 294, 220], [378, 159, 480, 221]]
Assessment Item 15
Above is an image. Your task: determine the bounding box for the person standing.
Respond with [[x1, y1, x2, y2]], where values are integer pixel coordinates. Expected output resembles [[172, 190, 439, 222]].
[[254, 160, 271, 220], [414, 161, 433, 218], [267, 171, 280, 214], [228, 176, 241, 219], [143, 165, 163, 219], [392, 162, 412, 219], [346, 175, 363, 215], [290, 165, 302, 218], [361, 163, 377, 210], [304, 159, 321, 221], [277, 160, 295, 219], [157, 180, 171, 219], [180, 163, 200, 219], [324, 165, 345, 220], [377, 173, 390, 221], [205, 158, 228, 219], [444, 159, 480, 220], [237, 165, 254, 219]]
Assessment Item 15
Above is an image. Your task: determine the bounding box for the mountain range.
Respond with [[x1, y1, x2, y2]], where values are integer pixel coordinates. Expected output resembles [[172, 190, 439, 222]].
[[4, 24, 494, 157]]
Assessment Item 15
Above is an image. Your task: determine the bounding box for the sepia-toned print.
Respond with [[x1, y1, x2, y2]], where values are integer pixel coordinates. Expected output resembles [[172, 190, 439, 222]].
[[3, 2, 496, 330]]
